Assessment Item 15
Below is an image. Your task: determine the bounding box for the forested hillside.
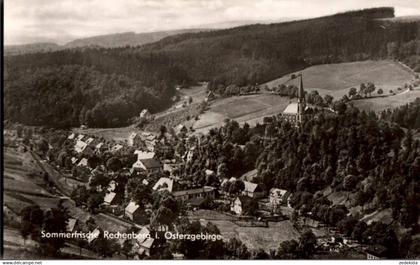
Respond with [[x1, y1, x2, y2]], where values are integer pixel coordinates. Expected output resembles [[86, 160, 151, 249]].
[[5, 7, 420, 128]]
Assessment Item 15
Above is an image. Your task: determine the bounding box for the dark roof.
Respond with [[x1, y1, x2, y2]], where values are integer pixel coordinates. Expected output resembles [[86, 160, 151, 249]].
[[188, 197, 207, 207], [173, 186, 215, 197], [140, 158, 162, 169]]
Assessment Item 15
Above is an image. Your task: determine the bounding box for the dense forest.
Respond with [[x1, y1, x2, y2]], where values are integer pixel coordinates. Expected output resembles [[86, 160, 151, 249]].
[[4, 7, 420, 128], [151, 102, 420, 258], [381, 98, 420, 129]]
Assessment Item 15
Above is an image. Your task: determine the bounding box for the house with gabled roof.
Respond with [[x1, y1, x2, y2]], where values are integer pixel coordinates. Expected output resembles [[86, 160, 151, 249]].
[[87, 227, 100, 244], [269, 188, 288, 210], [135, 226, 155, 257], [111, 144, 124, 153], [77, 158, 89, 168], [76, 134, 85, 141], [75, 140, 88, 153], [174, 124, 188, 136], [71, 157, 78, 165], [66, 218, 78, 232], [103, 191, 123, 207], [172, 186, 216, 201], [134, 150, 155, 160], [205, 169, 215, 177], [128, 132, 143, 147], [140, 109, 151, 119], [68, 133, 76, 140], [125, 201, 147, 224], [133, 158, 162, 173], [95, 142, 107, 154], [242, 181, 265, 198], [231, 196, 253, 215]]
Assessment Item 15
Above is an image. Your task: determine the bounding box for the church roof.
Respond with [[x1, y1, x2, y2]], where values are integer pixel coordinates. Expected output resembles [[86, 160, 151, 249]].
[[283, 102, 299, 114]]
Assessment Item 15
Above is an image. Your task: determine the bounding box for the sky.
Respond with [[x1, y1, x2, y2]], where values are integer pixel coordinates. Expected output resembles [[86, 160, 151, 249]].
[[4, 0, 420, 45]]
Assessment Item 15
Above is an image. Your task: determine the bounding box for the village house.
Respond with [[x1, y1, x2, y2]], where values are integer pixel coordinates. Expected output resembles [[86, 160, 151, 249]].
[[76, 134, 85, 141], [87, 228, 100, 244], [68, 133, 76, 140], [140, 109, 151, 120], [241, 169, 258, 182], [139, 132, 157, 152], [152, 177, 174, 192], [134, 150, 155, 160], [220, 177, 237, 195], [132, 158, 162, 173], [174, 124, 188, 136], [95, 142, 107, 154], [205, 169, 215, 177], [184, 146, 198, 163], [163, 163, 181, 177], [77, 158, 89, 168], [242, 181, 265, 198], [85, 137, 94, 145], [66, 218, 78, 232], [71, 157, 78, 165], [205, 91, 216, 102], [103, 191, 123, 207], [74, 140, 88, 153], [125, 201, 148, 224], [135, 226, 155, 257], [128, 132, 143, 147], [231, 196, 252, 215], [110, 144, 124, 153], [172, 186, 216, 201], [269, 188, 292, 209]]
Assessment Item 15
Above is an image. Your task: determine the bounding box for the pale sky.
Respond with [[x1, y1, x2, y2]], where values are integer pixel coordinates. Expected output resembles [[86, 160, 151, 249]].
[[4, 0, 420, 45]]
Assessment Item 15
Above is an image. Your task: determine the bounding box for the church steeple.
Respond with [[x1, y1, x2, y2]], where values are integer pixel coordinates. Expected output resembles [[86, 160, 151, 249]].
[[297, 74, 305, 124]]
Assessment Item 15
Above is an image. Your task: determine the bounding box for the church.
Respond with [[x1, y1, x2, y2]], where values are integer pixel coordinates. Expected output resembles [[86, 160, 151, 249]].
[[282, 74, 307, 126]]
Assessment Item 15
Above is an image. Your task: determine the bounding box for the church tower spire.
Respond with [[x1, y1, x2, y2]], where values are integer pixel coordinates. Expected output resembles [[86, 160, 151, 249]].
[[297, 74, 305, 124]]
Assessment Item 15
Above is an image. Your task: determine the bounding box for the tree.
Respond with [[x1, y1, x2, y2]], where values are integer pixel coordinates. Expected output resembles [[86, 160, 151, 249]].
[[87, 192, 104, 213], [40, 206, 69, 256], [226, 238, 250, 259], [126, 179, 152, 206], [276, 239, 300, 259], [106, 157, 122, 172], [243, 199, 259, 216], [366, 82, 376, 96], [253, 249, 270, 259], [20, 205, 44, 244], [360, 83, 367, 97], [377, 88, 383, 95], [121, 239, 134, 258], [91, 230, 120, 257], [229, 180, 245, 195], [71, 185, 89, 206], [150, 206, 175, 228], [36, 138, 49, 155], [299, 229, 317, 257], [348, 87, 358, 98], [324, 94, 334, 105]]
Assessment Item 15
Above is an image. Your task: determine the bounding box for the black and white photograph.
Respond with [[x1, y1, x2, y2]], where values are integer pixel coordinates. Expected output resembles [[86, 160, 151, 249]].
[[2, 0, 420, 262]]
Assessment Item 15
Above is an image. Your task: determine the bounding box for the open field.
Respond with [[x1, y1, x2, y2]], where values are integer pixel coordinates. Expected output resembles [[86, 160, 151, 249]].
[[193, 94, 292, 134], [179, 82, 208, 103], [352, 88, 420, 112], [210, 219, 300, 251], [264, 60, 415, 99], [72, 126, 134, 143], [188, 210, 299, 251]]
